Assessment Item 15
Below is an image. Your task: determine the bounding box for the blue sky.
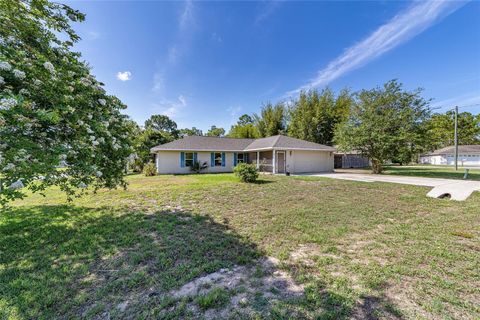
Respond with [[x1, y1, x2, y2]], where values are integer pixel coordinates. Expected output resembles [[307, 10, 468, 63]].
[[68, 0, 480, 131]]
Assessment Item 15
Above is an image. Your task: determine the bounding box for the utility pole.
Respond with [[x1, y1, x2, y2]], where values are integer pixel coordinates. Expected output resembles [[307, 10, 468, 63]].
[[454, 105, 458, 171]]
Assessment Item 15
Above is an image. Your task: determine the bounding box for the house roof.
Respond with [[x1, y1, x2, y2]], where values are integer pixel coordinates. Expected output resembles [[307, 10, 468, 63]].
[[426, 145, 480, 155], [151, 135, 336, 153], [244, 135, 336, 151], [150, 136, 254, 152]]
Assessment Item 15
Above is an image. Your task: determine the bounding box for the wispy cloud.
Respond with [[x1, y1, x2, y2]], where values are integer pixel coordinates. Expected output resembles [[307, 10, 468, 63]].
[[179, 0, 195, 31], [431, 92, 480, 111], [116, 71, 132, 81], [288, 0, 467, 96], [151, 0, 196, 92], [211, 32, 222, 43], [255, 1, 283, 25], [86, 31, 100, 40], [152, 95, 188, 118]]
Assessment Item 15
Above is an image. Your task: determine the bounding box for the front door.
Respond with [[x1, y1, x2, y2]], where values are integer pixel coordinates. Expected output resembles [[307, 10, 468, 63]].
[[276, 151, 285, 173]]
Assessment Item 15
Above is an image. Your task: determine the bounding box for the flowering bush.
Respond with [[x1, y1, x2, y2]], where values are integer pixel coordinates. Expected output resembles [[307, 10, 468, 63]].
[[0, 1, 134, 205]]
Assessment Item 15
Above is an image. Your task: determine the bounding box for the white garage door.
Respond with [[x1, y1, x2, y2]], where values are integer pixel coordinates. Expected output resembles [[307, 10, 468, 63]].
[[292, 150, 333, 173]]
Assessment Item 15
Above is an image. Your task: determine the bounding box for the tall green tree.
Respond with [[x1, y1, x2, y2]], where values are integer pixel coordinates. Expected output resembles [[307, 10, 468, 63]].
[[144, 114, 179, 137], [227, 114, 259, 138], [334, 80, 431, 173], [206, 125, 225, 137], [254, 102, 286, 137], [179, 127, 203, 137], [426, 111, 480, 149], [288, 88, 352, 145], [134, 129, 174, 169], [0, 0, 133, 204]]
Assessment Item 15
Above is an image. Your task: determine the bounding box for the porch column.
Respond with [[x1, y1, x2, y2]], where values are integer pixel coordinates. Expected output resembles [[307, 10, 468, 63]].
[[256, 151, 260, 169], [272, 149, 276, 174]]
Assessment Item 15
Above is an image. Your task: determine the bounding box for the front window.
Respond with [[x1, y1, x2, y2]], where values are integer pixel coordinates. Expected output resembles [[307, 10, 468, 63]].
[[185, 152, 194, 167], [237, 153, 244, 163], [214, 152, 222, 166]]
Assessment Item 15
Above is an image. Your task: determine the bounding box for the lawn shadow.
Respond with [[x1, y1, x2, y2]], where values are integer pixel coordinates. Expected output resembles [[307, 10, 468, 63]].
[[296, 281, 404, 320], [0, 205, 261, 319]]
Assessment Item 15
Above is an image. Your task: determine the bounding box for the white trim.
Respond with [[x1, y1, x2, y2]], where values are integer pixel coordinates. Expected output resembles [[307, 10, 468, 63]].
[[152, 149, 246, 153], [244, 147, 336, 152], [152, 147, 336, 153]]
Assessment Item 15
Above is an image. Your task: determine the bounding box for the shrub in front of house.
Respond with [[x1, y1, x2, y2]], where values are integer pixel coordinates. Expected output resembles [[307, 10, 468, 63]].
[[143, 162, 157, 176], [233, 163, 259, 183], [190, 161, 209, 173]]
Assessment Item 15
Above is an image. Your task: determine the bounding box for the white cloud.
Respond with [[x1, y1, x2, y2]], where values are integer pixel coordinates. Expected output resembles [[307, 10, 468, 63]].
[[179, 0, 194, 31], [255, 1, 283, 25], [116, 71, 132, 81], [431, 92, 480, 111], [167, 46, 178, 65], [288, 0, 467, 96], [153, 95, 188, 118], [152, 71, 165, 93], [211, 32, 222, 43], [87, 31, 100, 40]]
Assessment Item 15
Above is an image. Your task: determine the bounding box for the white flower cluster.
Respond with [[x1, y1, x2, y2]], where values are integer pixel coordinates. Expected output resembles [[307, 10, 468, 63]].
[[13, 69, 26, 80], [0, 97, 17, 110], [78, 182, 87, 188], [0, 61, 12, 71], [33, 79, 42, 87], [80, 77, 92, 86], [98, 99, 106, 106], [3, 163, 15, 171], [9, 179, 24, 190], [43, 61, 55, 73], [19, 88, 29, 96]]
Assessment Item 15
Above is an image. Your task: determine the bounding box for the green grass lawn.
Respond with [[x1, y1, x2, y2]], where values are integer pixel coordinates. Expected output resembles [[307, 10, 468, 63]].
[[1, 174, 479, 319], [340, 165, 480, 181]]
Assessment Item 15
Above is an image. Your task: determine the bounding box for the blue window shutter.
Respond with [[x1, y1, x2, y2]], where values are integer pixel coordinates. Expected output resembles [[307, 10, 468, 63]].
[[211, 152, 215, 167], [233, 153, 237, 166], [193, 152, 197, 163], [180, 152, 185, 167], [221, 152, 226, 167]]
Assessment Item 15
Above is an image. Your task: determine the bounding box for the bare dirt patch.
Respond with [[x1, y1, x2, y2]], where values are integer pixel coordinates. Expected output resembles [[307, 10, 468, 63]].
[[159, 257, 304, 319]]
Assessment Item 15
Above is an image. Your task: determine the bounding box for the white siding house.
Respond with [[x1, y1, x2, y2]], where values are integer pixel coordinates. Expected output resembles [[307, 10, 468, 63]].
[[420, 145, 480, 166], [151, 135, 336, 174]]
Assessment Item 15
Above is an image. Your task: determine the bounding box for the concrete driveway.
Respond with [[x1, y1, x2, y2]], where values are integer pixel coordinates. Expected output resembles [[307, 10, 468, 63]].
[[296, 172, 480, 201]]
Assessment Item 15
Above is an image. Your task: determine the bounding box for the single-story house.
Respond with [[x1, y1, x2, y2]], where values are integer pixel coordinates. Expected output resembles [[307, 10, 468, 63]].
[[420, 145, 480, 166], [150, 135, 336, 174]]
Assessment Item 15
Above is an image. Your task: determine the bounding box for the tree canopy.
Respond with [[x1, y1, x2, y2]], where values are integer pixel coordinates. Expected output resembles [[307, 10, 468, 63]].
[[288, 88, 352, 146], [335, 80, 431, 173], [253, 102, 286, 137], [227, 114, 259, 138], [179, 127, 203, 137], [0, 0, 133, 204], [144, 114, 179, 137], [205, 125, 225, 137], [426, 111, 480, 149]]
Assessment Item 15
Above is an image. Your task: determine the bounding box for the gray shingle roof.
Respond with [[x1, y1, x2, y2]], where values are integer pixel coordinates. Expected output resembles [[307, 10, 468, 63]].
[[150, 136, 254, 152], [428, 145, 480, 155], [244, 135, 336, 151], [151, 135, 336, 152]]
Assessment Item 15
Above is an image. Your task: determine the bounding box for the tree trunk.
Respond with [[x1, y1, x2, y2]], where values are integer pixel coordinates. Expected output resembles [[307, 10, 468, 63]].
[[371, 159, 383, 174]]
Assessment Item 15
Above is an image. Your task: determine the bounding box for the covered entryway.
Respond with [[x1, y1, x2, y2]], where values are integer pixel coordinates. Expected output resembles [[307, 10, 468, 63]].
[[276, 151, 286, 173]]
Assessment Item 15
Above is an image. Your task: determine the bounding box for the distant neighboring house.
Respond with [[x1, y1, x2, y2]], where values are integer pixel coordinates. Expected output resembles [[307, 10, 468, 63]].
[[420, 145, 480, 166], [333, 149, 370, 169], [150, 135, 336, 174]]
